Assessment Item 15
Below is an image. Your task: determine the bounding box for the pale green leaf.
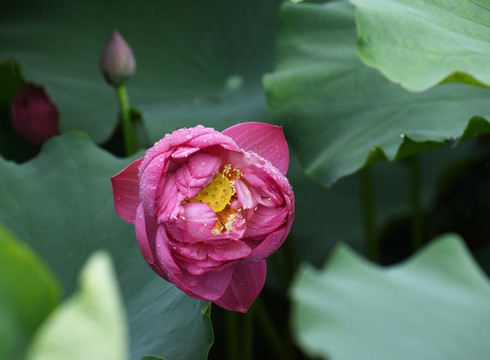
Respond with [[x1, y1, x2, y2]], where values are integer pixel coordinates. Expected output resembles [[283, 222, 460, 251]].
[[291, 234, 490, 360], [0, 223, 60, 360], [351, 0, 490, 91], [26, 251, 127, 360]]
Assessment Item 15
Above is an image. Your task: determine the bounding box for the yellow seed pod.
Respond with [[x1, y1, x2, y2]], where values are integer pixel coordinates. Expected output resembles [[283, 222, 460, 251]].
[[190, 173, 233, 212]]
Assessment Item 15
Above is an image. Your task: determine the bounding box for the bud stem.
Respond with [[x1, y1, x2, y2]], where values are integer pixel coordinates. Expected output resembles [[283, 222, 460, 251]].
[[115, 84, 138, 156]]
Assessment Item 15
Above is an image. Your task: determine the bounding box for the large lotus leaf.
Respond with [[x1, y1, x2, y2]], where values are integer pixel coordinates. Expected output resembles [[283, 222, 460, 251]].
[[26, 252, 126, 360], [0, 0, 281, 143], [0, 223, 60, 360], [291, 234, 490, 360], [350, 0, 490, 92], [264, 1, 490, 187], [0, 133, 213, 360]]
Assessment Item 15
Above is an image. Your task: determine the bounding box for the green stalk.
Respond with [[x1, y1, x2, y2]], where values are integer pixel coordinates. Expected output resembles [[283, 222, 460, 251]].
[[361, 167, 378, 262], [115, 83, 138, 156], [226, 311, 240, 360], [243, 309, 254, 360], [410, 155, 423, 250], [255, 298, 292, 360]]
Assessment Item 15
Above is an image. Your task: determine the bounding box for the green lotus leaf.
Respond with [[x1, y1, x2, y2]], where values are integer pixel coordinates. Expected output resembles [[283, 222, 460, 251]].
[[291, 234, 490, 360], [264, 1, 490, 187], [351, 0, 490, 91]]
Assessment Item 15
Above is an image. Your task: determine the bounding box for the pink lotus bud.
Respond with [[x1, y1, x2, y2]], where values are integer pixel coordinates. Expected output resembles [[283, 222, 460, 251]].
[[10, 83, 59, 146], [111, 123, 294, 312], [99, 30, 136, 86]]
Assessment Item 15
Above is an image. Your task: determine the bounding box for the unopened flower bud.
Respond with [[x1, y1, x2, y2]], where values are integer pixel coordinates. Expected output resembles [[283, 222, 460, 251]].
[[99, 30, 136, 86], [10, 83, 60, 146]]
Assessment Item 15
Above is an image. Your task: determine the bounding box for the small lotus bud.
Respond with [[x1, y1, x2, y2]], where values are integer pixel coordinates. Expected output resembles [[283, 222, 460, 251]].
[[10, 83, 60, 146], [99, 30, 136, 86]]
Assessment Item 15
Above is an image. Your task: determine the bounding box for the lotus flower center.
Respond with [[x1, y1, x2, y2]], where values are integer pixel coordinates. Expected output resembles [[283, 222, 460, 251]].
[[190, 172, 233, 212]]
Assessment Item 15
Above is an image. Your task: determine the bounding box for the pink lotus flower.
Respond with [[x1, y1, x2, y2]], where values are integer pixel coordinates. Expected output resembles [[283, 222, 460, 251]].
[[111, 122, 294, 312], [10, 83, 59, 146]]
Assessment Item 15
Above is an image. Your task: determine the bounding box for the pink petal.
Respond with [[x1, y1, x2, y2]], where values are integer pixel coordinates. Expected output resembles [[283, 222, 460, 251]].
[[207, 240, 251, 261], [247, 223, 292, 261], [177, 256, 223, 276], [156, 173, 186, 223], [172, 242, 208, 261], [140, 126, 239, 178], [135, 204, 169, 281], [171, 146, 201, 159], [188, 153, 221, 179], [214, 260, 267, 313], [175, 153, 221, 198], [244, 205, 288, 238], [222, 122, 289, 175], [234, 179, 256, 210], [154, 226, 234, 300], [154, 224, 184, 283], [180, 268, 234, 301], [111, 157, 143, 224], [180, 202, 217, 240]]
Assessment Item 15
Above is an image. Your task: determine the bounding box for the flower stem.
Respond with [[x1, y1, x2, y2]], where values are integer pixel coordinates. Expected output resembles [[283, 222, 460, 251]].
[[226, 311, 240, 360], [255, 298, 292, 360], [115, 83, 138, 156], [243, 308, 254, 360], [410, 155, 423, 250], [361, 167, 378, 262]]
